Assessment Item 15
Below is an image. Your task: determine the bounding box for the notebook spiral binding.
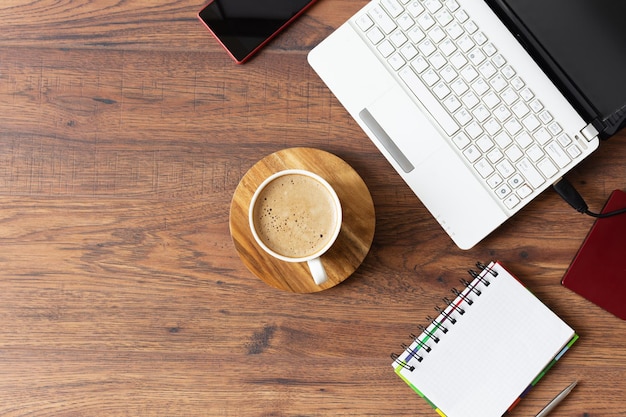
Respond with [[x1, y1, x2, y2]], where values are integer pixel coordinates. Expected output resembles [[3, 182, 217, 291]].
[[391, 261, 499, 372]]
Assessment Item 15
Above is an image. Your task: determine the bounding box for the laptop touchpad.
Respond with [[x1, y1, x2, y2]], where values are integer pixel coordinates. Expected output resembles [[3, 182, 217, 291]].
[[359, 87, 445, 173]]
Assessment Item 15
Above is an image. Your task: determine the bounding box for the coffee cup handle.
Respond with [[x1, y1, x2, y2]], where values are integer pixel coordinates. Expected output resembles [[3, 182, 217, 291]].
[[307, 257, 328, 285]]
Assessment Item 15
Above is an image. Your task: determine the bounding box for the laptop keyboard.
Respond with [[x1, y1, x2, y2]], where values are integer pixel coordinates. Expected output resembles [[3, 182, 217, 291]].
[[353, 0, 585, 211]]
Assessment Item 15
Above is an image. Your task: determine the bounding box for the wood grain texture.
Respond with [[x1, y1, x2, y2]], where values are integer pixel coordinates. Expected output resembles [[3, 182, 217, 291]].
[[0, 1, 626, 416], [230, 147, 375, 293]]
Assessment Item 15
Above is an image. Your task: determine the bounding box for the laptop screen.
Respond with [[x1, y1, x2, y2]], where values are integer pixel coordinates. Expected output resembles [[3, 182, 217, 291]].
[[492, 1, 626, 136]]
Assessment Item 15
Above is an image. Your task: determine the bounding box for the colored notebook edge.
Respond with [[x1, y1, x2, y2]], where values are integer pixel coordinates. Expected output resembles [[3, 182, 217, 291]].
[[394, 366, 446, 416], [501, 261, 579, 412], [506, 333, 579, 413]]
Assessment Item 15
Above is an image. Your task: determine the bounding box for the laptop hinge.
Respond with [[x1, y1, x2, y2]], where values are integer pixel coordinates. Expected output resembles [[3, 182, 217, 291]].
[[601, 103, 626, 139], [580, 122, 600, 142]]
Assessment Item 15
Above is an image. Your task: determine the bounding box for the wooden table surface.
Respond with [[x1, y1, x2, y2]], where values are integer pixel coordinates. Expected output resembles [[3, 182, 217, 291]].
[[1, 1, 625, 416]]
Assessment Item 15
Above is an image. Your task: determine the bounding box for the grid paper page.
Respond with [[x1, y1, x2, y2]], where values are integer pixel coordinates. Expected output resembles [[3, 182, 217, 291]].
[[395, 262, 575, 417]]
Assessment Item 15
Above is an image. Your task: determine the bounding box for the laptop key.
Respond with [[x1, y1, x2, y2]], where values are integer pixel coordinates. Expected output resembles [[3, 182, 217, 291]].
[[537, 158, 558, 179], [475, 158, 494, 178], [463, 145, 481, 163], [495, 184, 512, 199], [378, 40, 395, 57], [517, 158, 545, 188], [371, 6, 397, 34], [407, 2, 425, 18], [356, 14, 375, 31], [381, 0, 404, 18], [398, 14, 416, 31], [503, 194, 520, 209], [367, 27, 385, 44], [424, 0, 443, 14], [389, 53, 406, 70], [487, 174, 503, 189], [517, 185, 532, 199], [545, 141, 571, 168]]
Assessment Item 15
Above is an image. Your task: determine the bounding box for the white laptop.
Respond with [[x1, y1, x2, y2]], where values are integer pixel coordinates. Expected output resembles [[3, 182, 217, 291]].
[[308, 0, 626, 249]]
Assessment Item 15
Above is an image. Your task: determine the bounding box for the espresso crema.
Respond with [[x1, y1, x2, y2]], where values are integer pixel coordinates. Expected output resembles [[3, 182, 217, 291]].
[[252, 173, 339, 258]]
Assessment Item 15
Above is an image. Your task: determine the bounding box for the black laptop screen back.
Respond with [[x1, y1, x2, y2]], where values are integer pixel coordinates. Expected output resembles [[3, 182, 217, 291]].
[[494, 1, 626, 135]]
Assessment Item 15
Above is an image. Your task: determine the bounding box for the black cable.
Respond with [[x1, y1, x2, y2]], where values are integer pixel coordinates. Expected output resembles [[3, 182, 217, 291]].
[[584, 208, 626, 218], [552, 178, 626, 218]]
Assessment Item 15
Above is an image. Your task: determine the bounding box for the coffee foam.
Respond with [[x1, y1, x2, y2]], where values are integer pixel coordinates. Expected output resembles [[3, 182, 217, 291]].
[[253, 173, 338, 259]]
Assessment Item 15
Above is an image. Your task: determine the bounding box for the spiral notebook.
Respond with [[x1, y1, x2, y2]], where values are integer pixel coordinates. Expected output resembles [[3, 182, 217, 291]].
[[391, 261, 577, 417]]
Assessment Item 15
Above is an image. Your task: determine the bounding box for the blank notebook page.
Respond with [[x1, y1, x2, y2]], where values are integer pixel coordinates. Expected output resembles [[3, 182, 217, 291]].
[[394, 262, 575, 417]]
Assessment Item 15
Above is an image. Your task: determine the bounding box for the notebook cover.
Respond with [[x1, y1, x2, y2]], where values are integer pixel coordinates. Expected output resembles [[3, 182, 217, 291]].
[[562, 190, 626, 320]]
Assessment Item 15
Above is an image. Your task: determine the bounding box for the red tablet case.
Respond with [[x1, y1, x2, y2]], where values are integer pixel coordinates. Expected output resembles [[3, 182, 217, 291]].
[[562, 190, 626, 320]]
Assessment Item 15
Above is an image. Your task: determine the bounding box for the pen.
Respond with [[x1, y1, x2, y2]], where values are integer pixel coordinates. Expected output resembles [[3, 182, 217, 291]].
[[535, 381, 578, 417]]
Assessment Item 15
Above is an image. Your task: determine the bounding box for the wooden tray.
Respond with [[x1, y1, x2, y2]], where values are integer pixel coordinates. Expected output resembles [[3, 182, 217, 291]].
[[229, 148, 375, 293]]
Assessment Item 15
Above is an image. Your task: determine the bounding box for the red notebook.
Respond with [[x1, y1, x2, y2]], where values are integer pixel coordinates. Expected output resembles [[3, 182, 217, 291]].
[[562, 190, 626, 320]]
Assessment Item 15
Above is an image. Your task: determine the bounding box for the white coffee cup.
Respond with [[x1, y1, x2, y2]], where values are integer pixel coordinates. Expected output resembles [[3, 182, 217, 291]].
[[249, 169, 342, 285]]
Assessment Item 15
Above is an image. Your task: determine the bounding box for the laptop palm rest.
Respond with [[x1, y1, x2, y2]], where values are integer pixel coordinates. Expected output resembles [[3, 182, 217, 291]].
[[359, 87, 447, 173], [358, 87, 507, 249]]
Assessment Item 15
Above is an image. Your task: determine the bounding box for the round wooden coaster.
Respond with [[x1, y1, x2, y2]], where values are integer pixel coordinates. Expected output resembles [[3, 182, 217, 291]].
[[229, 148, 375, 293]]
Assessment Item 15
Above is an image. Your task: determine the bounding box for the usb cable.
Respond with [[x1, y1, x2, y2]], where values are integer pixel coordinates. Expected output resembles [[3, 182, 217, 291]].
[[553, 178, 626, 218]]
